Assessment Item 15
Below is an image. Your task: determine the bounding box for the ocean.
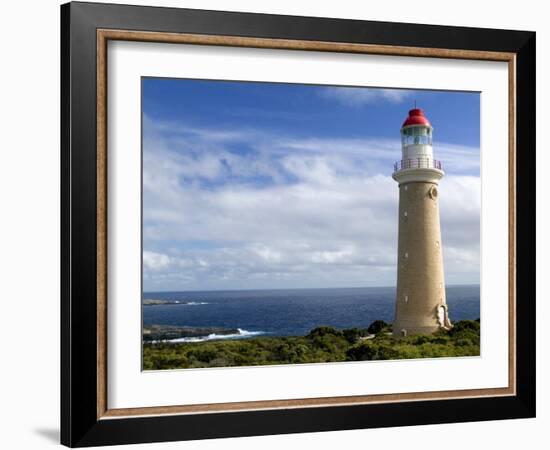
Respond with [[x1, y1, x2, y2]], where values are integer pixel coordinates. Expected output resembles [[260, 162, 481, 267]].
[[143, 285, 480, 342]]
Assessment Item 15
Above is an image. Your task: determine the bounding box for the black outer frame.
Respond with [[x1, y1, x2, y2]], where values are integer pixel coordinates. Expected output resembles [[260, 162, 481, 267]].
[[61, 1, 536, 447]]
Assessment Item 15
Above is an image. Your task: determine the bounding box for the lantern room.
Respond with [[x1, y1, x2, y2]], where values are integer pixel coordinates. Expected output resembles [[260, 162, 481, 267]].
[[399, 108, 434, 162], [401, 108, 433, 147]]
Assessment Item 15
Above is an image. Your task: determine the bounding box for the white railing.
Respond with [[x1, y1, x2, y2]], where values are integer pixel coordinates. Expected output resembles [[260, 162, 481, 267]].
[[393, 158, 443, 172]]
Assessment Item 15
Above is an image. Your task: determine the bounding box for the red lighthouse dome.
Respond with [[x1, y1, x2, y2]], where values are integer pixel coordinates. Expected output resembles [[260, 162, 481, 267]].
[[402, 108, 431, 128]]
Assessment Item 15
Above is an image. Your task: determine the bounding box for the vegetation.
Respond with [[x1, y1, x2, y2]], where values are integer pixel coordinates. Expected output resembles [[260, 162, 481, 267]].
[[142, 320, 480, 370]]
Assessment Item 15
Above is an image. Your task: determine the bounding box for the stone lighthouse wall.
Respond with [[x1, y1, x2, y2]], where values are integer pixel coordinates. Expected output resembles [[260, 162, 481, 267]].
[[393, 181, 450, 336]]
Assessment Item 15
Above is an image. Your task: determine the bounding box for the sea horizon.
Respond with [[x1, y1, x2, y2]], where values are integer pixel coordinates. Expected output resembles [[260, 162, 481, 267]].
[[143, 283, 480, 296]]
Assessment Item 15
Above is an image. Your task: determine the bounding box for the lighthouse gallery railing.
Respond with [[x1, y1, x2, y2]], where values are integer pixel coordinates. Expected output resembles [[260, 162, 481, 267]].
[[393, 158, 443, 172]]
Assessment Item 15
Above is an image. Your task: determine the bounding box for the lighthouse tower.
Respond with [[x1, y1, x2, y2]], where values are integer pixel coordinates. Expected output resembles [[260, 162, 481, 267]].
[[392, 108, 452, 337]]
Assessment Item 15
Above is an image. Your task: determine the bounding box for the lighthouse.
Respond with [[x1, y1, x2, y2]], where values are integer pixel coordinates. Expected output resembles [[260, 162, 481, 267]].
[[392, 108, 452, 337]]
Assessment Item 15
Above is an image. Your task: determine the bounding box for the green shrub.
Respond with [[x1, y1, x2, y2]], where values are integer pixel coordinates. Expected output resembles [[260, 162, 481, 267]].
[[412, 335, 431, 345], [448, 320, 480, 346], [455, 338, 473, 347], [187, 348, 219, 363], [342, 327, 370, 343], [346, 343, 378, 361], [307, 326, 343, 338], [367, 320, 389, 335], [143, 320, 480, 370]]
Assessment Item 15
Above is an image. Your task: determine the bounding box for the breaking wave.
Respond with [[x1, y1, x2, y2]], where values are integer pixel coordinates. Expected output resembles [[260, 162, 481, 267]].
[[166, 329, 266, 343]]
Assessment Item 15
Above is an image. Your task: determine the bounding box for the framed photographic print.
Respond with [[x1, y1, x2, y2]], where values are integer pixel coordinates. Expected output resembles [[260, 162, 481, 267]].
[[61, 1, 536, 447]]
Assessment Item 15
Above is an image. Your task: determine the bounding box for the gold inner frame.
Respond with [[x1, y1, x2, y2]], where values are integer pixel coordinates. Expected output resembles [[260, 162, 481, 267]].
[[96, 29, 517, 420]]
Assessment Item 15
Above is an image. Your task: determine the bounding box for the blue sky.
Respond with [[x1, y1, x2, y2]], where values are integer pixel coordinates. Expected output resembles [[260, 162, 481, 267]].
[[142, 78, 480, 291]]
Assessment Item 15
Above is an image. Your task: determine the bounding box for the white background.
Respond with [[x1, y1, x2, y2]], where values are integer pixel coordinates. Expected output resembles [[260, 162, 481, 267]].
[[0, 0, 546, 449], [108, 42, 509, 409]]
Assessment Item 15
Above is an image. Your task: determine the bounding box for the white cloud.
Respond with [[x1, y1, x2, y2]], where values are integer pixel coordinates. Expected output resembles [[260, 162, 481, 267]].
[[320, 87, 413, 107], [143, 251, 171, 271], [142, 117, 480, 290]]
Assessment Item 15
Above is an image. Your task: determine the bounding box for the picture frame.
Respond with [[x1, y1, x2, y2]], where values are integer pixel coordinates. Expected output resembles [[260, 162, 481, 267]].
[[60, 1, 536, 447]]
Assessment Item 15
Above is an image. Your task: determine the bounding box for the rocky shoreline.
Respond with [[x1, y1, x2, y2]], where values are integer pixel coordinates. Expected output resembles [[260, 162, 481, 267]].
[[143, 324, 241, 342], [143, 299, 207, 306]]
